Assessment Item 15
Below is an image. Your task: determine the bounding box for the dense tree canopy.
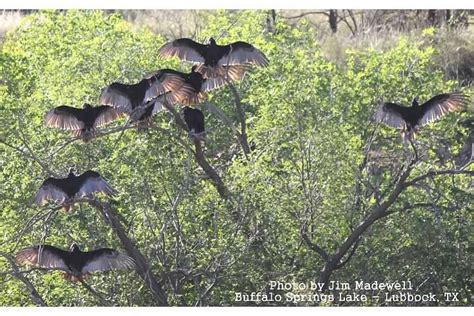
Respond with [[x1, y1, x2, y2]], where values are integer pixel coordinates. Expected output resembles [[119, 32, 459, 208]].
[[0, 10, 472, 306]]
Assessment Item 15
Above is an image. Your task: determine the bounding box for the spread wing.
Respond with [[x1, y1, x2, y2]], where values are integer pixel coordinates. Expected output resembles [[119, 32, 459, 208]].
[[91, 106, 122, 128], [217, 41, 269, 67], [199, 65, 249, 91], [35, 177, 69, 205], [99, 83, 136, 113], [144, 70, 189, 97], [154, 71, 199, 105], [418, 92, 469, 126], [45, 106, 85, 130], [76, 171, 116, 198], [100, 76, 181, 113], [80, 248, 136, 274], [158, 38, 207, 63], [375, 102, 408, 129], [16, 245, 69, 271], [177, 91, 208, 106]]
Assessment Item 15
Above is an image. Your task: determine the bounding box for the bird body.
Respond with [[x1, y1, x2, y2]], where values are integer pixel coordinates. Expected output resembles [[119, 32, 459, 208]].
[[99, 70, 186, 122], [163, 67, 207, 105], [376, 92, 469, 142], [45, 104, 121, 142], [15, 243, 135, 281], [35, 169, 116, 211], [183, 106, 205, 140]]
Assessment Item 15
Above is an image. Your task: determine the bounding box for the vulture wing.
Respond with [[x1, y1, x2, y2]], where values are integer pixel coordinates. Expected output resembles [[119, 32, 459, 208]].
[[418, 92, 468, 126], [199, 65, 249, 91], [156, 70, 201, 105], [45, 106, 85, 130], [375, 102, 408, 129], [99, 83, 136, 113], [80, 248, 135, 273], [91, 105, 122, 128], [217, 41, 269, 67], [35, 178, 69, 205], [16, 245, 69, 271], [158, 38, 207, 63], [76, 171, 116, 198], [144, 70, 189, 97]]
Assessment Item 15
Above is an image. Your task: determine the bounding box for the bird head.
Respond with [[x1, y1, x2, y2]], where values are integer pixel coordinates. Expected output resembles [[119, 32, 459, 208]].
[[83, 103, 92, 109], [69, 242, 80, 252], [209, 37, 216, 46], [412, 97, 419, 107], [67, 167, 76, 177]]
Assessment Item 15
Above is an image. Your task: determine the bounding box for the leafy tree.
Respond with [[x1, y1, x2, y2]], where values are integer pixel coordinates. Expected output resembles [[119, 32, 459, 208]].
[[0, 10, 472, 306]]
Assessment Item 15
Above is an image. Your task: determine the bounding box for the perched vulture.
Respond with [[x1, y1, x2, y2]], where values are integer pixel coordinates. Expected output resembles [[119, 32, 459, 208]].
[[99, 70, 186, 120], [183, 106, 205, 140], [35, 169, 116, 211], [158, 37, 268, 80], [375, 92, 469, 142], [16, 243, 135, 282], [45, 104, 121, 142]]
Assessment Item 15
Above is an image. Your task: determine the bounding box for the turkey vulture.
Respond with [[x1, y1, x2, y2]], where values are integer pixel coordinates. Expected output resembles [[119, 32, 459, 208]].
[[183, 106, 205, 140], [158, 37, 268, 79], [45, 104, 121, 142], [99, 70, 186, 117], [16, 243, 135, 282], [376, 92, 469, 142], [35, 169, 116, 211]]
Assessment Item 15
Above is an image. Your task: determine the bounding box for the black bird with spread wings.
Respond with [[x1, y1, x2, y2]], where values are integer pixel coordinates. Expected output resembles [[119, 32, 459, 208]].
[[16, 243, 135, 282], [183, 106, 205, 140], [35, 169, 116, 212], [158, 37, 268, 80], [99, 70, 186, 122], [375, 92, 469, 142], [45, 104, 121, 142]]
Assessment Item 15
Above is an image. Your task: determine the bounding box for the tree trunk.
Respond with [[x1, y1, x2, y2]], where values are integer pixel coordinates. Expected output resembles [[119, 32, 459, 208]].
[[329, 10, 338, 33]]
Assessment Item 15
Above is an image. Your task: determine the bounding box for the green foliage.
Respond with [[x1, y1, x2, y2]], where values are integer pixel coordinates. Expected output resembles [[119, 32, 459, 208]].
[[0, 10, 472, 306]]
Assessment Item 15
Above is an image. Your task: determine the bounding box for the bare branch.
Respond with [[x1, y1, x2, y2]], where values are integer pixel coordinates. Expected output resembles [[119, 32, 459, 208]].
[[79, 279, 113, 306], [405, 168, 473, 187], [163, 101, 232, 200], [335, 237, 361, 270], [0, 251, 47, 306], [301, 227, 329, 262], [280, 11, 329, 19], [83, 198, 169, 306], [0, 138, 58, 177], [226, 81, 251, 157]]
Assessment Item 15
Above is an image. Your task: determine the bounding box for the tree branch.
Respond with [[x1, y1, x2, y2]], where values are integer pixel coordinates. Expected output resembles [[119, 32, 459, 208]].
[[0, 251, 48, 306], [335, 236, 361, 270], [301, 227, 329, 262], [318, 163, 413, 290], [79, 279, 113, 306], [317, 162, 471, 290], [226, 82, 251, 157], [281, 11, 329, 19], [163, 102, 232, 200], [84, 198, 169, 306], [0, 139, 58, 177], [404, 168, 473, 187]]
